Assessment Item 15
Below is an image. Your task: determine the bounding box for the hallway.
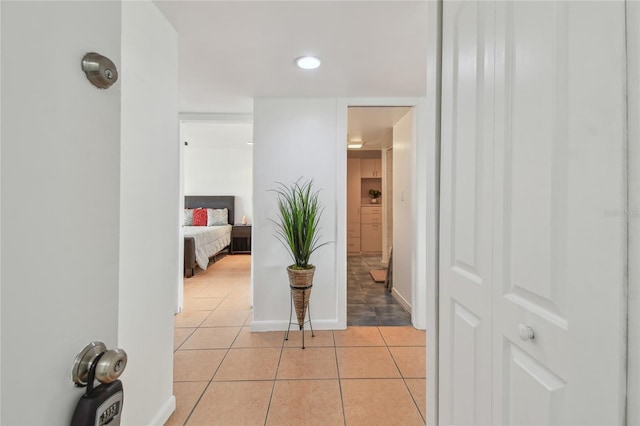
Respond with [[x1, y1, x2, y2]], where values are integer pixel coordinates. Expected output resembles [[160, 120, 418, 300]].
[[168, 255, 426, 425], [347, 254, 411, 326]]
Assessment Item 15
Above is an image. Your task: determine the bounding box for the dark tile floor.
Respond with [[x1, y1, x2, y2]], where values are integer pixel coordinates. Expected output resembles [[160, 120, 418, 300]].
[[347, 254, 412, 326]]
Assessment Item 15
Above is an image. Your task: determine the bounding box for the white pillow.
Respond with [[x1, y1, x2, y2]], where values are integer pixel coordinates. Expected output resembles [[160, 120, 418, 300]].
[[183, 209, 194, 226], [207, 208, 228, 226]]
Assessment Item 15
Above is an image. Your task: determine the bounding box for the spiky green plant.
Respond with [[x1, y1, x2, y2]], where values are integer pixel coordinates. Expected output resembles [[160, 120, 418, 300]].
[[270, 178, 329, 269]]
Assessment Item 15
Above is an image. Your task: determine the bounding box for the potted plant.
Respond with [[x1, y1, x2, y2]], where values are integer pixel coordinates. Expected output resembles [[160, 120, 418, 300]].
[[368, 189, 382, 204], [271, 178, 329, 333]]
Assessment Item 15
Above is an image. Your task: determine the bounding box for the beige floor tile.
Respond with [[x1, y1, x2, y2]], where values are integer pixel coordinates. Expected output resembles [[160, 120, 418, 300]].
[[277, 347, 338, 380], [389, 346, 426, 378], [341, 379, 424, 426], [182, 297, 224, 312], [284, 330, 334, 348], [405, 378, 427, 421], [195, 285, 233, 299], [333, 327, 385, 347], [216, 296, 253, 311], [174, 349, 226, 382], [336, 347, 400, 378], [186, 273, 214, 284], [164, 381, 207, 426], [183, 282, 207, 299], [175, 255, 429, 425], [378, 326, 426, 347], [266, 380, 344, 426], [213, 348, 281, 381], [180, 327, 241, 350], [187, 381, 272, 426], [209, 273, 248, 282], [174, 310, 211, 328], [201, 310, 251, 327], [232, 327, 285, 348], [174, 328, 196, 350]]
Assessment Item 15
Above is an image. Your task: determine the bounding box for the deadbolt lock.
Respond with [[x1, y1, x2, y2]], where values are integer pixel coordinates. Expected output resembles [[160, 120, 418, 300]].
[[81, 52, 118, 89]]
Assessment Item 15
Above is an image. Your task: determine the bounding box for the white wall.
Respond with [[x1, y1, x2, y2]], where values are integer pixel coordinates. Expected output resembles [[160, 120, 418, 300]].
[[628, 1, 640, 424], [392, 109, 415, 312], [182, 122, 253, 223], [1, 2, 122, 424], [252, 98, 342, 330], [424, 1, 442, 424], [119, 2, 178, 425], [0, 2, 4, 420]]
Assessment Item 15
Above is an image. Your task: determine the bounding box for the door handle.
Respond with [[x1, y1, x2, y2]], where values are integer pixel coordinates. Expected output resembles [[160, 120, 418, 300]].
[[518, 324, 535, 341]]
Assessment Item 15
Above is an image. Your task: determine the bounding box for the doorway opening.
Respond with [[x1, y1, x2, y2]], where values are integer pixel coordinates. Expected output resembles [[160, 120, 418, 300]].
[[178, 116, 254, 311], [346, 106, 413, 326]]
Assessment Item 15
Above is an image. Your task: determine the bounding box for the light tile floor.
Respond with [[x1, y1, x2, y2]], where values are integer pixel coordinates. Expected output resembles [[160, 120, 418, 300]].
[[167, 254, 426, 426]]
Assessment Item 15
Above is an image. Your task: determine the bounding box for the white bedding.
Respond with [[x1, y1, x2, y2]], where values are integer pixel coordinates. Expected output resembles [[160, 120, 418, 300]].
[[183, 225, 232, 270]]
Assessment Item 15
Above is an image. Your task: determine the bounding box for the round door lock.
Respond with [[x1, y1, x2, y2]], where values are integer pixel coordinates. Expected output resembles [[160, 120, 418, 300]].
[[72, 341, 107, 387], [518, 324, 535, 341], [81, 52, 118, 89], [95, 348, 128, 384]]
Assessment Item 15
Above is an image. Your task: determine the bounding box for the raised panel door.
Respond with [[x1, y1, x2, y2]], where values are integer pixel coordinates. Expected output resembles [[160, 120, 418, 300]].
[[441, 0, 627, 424], [491, 2, 626, 423], [439, 1, 495, 424]]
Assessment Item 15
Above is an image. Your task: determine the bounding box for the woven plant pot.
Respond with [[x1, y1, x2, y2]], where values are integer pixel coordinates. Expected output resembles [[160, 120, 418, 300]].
[[287, 266, 315, 329]]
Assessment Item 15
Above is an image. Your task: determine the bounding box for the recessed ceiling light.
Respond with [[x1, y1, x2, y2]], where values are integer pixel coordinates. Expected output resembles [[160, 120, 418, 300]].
[[295, 56, 321, 70], [348, 143, 363, 149], [247, 141, 254, 145]]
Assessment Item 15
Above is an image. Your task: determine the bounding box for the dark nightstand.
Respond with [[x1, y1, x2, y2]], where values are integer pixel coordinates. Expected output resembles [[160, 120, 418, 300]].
[[231, 224, 252, 254]]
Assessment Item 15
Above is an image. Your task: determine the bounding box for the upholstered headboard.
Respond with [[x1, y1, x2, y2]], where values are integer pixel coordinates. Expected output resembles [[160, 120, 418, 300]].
[[185, 196, 235, 225]]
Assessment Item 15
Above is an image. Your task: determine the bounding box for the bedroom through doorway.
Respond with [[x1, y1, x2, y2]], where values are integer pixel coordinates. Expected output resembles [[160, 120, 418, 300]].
[[178, 116, 254, 312]]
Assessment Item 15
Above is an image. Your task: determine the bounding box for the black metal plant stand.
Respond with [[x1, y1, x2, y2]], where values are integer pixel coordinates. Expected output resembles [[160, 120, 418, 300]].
[[284, 284, 315, 349]]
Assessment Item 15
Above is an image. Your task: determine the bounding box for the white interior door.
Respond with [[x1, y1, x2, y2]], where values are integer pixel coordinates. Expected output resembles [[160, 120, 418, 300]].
[[439, 1, 495, 423], [440, 1, 627, 424]]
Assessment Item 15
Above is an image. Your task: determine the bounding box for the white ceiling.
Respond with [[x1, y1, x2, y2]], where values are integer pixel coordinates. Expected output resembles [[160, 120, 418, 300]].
[[348, 106, 411, 150], [154, 1, 428, 114]]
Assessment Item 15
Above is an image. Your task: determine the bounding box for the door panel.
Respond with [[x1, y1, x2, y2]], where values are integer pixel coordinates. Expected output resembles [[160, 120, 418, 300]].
[[505, 343, 566, 426], [441, 0, 627, 424], [439, 0, 494, 424], [501, 1, 568, 324], [450, 302, 482, 426], [492, 1, 626, 424]]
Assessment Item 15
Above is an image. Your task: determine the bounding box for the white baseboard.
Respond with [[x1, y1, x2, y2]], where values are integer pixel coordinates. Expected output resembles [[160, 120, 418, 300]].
[[250, 318, 345, 332], [149, 395, 176, 426], [391, 288, 412, 313]]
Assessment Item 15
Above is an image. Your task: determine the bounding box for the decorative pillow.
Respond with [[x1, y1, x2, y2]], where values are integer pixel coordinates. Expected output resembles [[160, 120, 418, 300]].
[[207, 208, 228, 226], [183, 209, 194, 226], [192, 208, 208, 226]]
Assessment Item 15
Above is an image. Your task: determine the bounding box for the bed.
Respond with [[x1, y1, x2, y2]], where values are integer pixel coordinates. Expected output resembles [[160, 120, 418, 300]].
[[183, 196, 234, 277]]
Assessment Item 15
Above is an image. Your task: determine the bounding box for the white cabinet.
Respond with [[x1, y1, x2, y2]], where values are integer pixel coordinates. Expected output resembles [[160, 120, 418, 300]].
[[361, 206, 382, 252], [347, 158, 383, 253], [347, 159, 361, 221], [360, 159, 382, 177], [347, 159, 361, 253]]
